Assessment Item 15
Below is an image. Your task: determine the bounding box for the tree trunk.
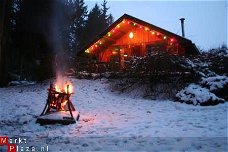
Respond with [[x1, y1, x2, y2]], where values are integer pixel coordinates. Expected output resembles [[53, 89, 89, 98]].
[[0, 0, 11, 87]]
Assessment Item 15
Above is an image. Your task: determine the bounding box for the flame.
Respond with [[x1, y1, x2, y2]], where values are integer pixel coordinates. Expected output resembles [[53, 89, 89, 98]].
[[55, 82, 73, 94], [64, 82, 73, 93], [55, 75, 73, 93]]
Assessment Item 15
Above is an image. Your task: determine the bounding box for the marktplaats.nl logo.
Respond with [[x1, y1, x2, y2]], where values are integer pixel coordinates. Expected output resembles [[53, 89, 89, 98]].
[[0, 136, 49, 152]]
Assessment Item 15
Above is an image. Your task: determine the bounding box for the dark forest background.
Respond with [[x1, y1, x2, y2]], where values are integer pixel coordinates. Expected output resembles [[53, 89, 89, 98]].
[[0, 0, 114, 86]]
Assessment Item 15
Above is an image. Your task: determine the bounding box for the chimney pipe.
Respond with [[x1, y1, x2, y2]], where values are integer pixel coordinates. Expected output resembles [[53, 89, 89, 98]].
[[180, 18, 185, 37]]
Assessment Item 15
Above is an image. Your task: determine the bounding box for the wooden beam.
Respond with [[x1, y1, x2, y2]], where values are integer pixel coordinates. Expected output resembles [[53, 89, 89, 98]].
[[103, 35, 116, 42]]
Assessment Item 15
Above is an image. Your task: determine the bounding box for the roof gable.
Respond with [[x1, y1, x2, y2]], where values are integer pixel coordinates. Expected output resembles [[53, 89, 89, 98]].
[[80, 14, 197, 55]]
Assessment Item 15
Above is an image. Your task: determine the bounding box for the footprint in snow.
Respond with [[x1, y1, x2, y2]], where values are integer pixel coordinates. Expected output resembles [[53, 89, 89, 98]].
[[82, 118, 94, 122], [82, 143, 89, 147]]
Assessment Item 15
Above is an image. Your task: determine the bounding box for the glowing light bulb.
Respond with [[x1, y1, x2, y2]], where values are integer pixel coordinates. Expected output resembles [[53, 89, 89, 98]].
[[85, 49, 90, 53], [112, 51, 118, 55], [163, 36, 167, 40], [129, 32, 134, 39]]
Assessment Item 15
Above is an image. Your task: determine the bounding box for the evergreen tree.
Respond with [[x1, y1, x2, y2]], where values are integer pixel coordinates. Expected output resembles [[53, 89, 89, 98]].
[[100, 0, 114, 28], [101, 0, 109, 28], [0, 0, 12, 86], [72, 0, 88, 52], [63, 0, 77, 63], [84, 3, 102, 46], [107, 13, 114, 26], [10, 0, 66, 81], [0, 0, 114, 85]]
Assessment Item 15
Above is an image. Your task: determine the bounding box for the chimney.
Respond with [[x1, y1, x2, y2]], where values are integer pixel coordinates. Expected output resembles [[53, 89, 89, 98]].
[[180, 18, 185, 37]]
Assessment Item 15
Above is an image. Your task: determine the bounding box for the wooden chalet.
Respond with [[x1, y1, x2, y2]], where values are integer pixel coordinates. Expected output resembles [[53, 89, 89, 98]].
[[79, 14, 198, 70]]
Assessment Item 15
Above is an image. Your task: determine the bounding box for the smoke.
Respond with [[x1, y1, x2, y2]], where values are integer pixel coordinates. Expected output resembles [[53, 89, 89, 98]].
[[45, 0, 70, 79]]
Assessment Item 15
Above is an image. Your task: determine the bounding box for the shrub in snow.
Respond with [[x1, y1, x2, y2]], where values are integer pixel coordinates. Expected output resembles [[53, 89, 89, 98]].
[[183, 56, 216, 78], [176, 84, 224, 106], [77, 71, 91, 79], [111, 52, 201, 99], [198, 47, 228, 76], [208, 45, 228, 57], [77, 71, 113, 79], [200, 76, 228, 91], [200, 76, 228, 100]]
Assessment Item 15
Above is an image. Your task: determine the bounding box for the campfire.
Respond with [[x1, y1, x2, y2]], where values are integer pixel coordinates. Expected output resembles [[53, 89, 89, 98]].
[[36, 77, 79, 125], [49, 81, 74, 112]]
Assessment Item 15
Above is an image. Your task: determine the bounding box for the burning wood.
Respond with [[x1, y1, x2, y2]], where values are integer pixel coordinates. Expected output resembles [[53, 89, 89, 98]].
[[49, 81, 74, 111]]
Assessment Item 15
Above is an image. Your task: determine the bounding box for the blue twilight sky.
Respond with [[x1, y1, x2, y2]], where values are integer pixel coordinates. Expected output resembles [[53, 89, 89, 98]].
[[85, 0, 227, 51]]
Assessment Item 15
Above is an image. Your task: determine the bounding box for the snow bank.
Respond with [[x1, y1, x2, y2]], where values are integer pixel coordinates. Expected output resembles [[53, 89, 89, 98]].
[[176, 84, 224, 106], [200, 75, 228, 91]]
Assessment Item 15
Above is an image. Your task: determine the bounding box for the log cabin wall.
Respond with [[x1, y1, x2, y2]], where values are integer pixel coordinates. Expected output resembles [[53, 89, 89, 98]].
[[98, 24, 185, 62]]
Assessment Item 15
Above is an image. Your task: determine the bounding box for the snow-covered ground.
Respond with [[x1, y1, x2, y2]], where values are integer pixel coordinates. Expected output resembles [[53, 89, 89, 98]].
[[0, 79, 227, 151]]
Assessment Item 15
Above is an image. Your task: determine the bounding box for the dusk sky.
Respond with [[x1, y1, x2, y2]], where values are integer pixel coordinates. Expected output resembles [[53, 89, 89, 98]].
[[86, 0, 227, 51]]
